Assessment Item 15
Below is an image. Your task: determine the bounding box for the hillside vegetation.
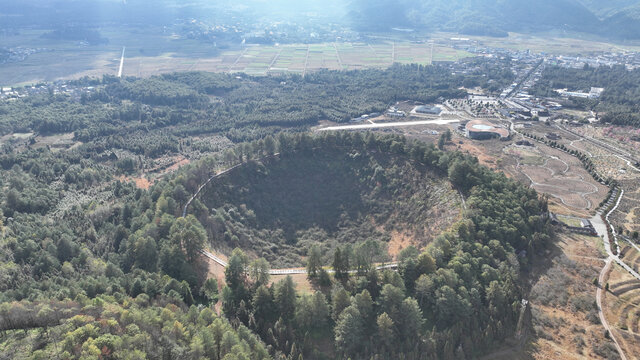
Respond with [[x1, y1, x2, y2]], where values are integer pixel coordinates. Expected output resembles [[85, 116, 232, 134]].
[[0, 131, 553, 359], [175, 132, 553, 358], [0, 62, 509, 149], [191, 137, 460, 266]]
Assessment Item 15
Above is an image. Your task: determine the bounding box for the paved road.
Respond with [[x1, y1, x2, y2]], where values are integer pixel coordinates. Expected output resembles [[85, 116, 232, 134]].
[[317, 119, 460, 131], [557, 124, 638, 164], [201, 249, 398, 275], [117, 47, 125, 78], [591, 188, 637, 360]]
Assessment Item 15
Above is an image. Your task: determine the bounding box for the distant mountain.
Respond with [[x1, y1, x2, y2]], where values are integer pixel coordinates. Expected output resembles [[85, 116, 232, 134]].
[[576, 0, 639, 17], [348, 0, 640, 40], [1, 0, 639, 40]]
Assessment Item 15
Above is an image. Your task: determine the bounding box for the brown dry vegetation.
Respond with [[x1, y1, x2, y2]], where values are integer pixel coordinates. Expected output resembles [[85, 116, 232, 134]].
[[526, 233, 617, 359], [601, 253, 640, 359], [455, 138, 499, 168], [514, 143, 607, 215], [118, 175, 152, 190]]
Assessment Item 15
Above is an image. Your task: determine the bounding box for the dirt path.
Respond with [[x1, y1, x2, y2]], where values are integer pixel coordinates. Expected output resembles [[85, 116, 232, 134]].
[[302, 44, 310, 77], [267, 47, 283, 73], [568, 138, 593, 157], [202, 248, 398, 275], [333, 43, 344, 69], [228, 47, 248, 72], [596, 258, 627, 360], [515, 156, 598, 210]]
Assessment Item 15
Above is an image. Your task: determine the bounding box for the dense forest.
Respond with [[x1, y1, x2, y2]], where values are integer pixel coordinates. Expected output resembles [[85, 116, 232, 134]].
[[190, 138, 460, 267], [532, 64, 640, 127], [0, 64, 550, 359], [0, 131, 552, 359], [0, 61, 512, 149]]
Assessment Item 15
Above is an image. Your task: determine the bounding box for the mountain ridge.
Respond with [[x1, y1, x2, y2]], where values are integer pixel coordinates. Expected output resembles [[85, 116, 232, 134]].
[[348, 0, 640, 40]]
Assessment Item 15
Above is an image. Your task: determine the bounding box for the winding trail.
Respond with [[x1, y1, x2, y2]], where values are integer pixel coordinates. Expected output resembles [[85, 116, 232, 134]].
[[591, 188, 640, 360], [568, 138, 593, 157], [595, 258, 625, 360], [182, 155, 398, 275], [514, 156, 598, 210], [201, 247, 398, 276], [182, 162, 245, 217]]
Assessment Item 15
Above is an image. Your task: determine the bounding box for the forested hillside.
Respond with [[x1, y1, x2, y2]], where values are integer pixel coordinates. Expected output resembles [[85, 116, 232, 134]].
[[191, 137, 460, 267], [0, 130, 552, 359], [0, 63, 548, 359], [0, 61, 510, 150]]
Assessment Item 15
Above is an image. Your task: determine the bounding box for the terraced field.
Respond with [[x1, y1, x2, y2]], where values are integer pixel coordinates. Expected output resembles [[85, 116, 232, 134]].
[[604, 245, 640, 357]]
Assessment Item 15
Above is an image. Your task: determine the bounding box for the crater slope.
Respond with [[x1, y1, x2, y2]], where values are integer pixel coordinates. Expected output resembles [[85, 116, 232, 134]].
[[191, 143, 462, 267]]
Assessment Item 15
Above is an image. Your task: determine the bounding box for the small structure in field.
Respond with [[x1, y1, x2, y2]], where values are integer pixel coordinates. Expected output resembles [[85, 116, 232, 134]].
[[465, 119, 509, 140]]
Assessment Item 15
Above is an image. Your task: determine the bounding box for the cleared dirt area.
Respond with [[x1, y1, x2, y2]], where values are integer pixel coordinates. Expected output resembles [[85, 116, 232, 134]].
[[401, 121, 607, 217], [270, 273, 315, 295], [32, 132, 79, 151], [387, 230, 416, 259], [118, 175, 152, 190], [455, 138, 500, 168]]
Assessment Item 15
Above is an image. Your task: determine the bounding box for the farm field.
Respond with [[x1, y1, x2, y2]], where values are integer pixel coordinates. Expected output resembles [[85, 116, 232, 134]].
[[0, 27, 472, 85], [537, 123, 640, 234], [430, 31, 640, 55]]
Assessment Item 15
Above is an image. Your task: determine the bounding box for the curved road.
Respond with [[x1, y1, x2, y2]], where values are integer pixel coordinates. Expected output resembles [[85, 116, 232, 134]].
[[591, 189, 640, 360], [511, 119, 638, 359]]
